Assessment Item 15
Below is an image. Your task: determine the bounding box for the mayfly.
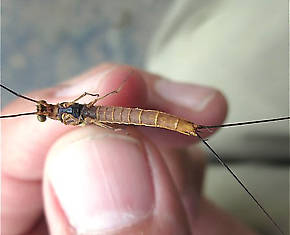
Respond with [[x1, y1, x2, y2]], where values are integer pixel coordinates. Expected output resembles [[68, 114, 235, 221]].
[[0, 75, 289, 235]]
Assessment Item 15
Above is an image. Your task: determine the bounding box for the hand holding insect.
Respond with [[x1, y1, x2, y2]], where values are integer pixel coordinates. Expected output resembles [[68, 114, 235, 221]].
[[2, 64, 283, 235]]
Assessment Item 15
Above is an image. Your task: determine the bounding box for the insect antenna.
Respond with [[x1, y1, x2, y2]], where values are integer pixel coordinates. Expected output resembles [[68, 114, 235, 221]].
[[198, 116, 290, 129], [0, 112, 38, 119], [0, 84, 39, 103], [196, 132, 285, 235], [0, 83, 39, 118]]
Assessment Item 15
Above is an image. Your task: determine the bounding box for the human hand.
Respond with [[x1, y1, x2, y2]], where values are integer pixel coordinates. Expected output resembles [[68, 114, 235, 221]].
[[1, 64, 257, 234]]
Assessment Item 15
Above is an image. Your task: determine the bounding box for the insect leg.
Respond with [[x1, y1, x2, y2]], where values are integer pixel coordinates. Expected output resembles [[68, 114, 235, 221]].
[[88, 71, 132, 107], [67, 92, 100, 106], [94, 122, 128, 135], [88, 89, 121, 107], [92, 121, 118, 130]]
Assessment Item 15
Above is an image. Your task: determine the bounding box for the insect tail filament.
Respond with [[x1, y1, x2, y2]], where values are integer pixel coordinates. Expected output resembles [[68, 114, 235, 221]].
[[196, 133, 285, 235]]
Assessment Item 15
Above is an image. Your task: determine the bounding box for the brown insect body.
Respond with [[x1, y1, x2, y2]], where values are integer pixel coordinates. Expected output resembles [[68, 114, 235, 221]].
[[37, 100, 198, 136]]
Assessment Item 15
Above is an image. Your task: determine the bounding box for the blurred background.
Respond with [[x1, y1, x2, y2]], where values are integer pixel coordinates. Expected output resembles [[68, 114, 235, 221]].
[[1, 1, 289, 234]]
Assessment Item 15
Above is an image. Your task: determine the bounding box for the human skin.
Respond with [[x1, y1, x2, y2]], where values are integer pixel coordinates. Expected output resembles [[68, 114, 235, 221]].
[[1, 64, 257, 235]]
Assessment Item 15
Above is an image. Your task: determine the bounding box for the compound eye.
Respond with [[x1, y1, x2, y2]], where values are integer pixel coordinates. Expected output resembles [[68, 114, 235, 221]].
[[37, 115, 47, 122]]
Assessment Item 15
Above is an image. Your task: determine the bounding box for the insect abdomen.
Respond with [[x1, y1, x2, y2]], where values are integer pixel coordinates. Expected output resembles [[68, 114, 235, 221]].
[[92, 106, 197, 136]]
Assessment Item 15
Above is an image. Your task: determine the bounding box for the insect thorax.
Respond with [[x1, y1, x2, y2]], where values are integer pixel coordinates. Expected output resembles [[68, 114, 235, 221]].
[[58, 102, 84, 125]]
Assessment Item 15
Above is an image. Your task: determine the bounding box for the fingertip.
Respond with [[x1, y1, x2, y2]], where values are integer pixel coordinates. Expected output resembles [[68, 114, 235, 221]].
[[136, 76, 228, 146], [151, 78, 228, 126], [200, 89, 228, 126]]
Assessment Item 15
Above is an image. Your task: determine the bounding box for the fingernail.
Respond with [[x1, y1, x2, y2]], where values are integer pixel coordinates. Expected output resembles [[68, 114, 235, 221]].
[[154, 79, 217, 112], [47, 131, 154, 233], [54, 66, 117, 98]]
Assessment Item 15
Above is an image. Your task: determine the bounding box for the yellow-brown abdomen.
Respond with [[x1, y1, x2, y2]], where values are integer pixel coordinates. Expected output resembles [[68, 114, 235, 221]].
[[94, 106, 198, 136]]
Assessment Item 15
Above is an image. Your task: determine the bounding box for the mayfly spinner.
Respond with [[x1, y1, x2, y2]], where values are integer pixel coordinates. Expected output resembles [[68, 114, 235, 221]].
[[0, 76, 289, 235]]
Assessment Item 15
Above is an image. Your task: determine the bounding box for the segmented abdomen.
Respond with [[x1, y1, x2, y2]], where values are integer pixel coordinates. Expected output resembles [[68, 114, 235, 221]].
[[82, 105, 198, 136]]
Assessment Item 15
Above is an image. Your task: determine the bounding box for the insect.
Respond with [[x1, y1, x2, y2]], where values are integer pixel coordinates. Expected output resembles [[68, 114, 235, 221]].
[[0, 76, 289, 235]]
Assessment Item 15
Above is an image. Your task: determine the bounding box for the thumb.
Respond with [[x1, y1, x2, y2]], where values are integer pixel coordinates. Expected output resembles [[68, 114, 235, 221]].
[[43, 127, 191, 234]]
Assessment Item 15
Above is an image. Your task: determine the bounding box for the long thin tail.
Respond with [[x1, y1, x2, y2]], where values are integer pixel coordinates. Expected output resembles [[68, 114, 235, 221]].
[[196, 133, 285, 235], [198, 116, 289, 129]]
